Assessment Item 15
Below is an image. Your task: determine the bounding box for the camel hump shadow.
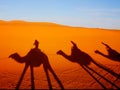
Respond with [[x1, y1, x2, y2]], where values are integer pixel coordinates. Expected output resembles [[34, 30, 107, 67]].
[[57, 41, 91, 66], [26, 48, 47, 67], [95, 42, 120, 61]]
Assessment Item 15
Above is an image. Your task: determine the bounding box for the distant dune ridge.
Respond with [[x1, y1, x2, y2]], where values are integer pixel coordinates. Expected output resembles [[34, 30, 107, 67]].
[[0, 20, 67, 27], [0, 20, 120, 30], [0, 20, 120, 89]]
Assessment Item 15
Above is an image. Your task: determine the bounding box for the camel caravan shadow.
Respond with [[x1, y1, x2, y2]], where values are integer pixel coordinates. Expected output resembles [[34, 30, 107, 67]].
[[95, 42, 120, 62], [57, 41, 120, 89], [9, 40, 64, 90]]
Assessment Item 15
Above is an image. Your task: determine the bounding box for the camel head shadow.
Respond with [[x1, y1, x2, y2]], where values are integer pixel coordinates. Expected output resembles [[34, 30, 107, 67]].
[[9, 52, 18, 59], [95, 42, 120, 61]]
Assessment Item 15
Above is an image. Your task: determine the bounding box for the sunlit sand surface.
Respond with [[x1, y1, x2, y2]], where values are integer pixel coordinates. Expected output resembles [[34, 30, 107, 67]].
[[0, 20, 120, 89]]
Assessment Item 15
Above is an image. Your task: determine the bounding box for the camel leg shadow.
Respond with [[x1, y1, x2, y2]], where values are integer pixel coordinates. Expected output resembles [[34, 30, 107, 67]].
[[15, 64, 29, 89], [48, 65, 64, 89], [86, 66, 119, 89], [43, 64, 52, 89], [91, 60, 120, 78], [43, 63, 64, 89], [30, 65, 35, 89], [81, 65, 107, 89], [82, 65, 119, 89]]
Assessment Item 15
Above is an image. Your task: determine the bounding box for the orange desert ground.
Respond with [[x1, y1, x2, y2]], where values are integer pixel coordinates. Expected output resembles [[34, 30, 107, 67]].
[[0, 20, 120, 89]]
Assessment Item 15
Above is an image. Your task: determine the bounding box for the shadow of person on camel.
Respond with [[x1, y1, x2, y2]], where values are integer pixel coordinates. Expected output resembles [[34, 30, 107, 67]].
[[95, 42, 120, 62], [9, 40, 64, 90], [57, 41, 120, 89]]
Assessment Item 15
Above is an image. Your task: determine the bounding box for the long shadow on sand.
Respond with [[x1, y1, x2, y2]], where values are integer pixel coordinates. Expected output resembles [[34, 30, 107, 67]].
[[57, 41, 120, 89], [95, 42, 120, 62], [9, 40, 64, 90]]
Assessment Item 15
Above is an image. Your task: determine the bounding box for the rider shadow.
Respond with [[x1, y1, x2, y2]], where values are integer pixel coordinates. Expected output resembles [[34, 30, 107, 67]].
[[57, 41, 120, 89], [9, 40, 64, 90], [95, 42, 120, 62]]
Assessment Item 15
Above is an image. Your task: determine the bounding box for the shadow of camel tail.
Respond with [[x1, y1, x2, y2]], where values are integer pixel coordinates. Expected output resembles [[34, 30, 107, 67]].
[[91, 59, 120, 78]]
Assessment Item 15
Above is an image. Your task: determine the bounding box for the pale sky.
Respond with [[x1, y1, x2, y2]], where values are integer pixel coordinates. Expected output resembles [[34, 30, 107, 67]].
[[0, 0, 120, 29]]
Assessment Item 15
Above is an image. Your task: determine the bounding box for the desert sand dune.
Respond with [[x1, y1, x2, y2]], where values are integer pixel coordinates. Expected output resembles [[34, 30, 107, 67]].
[[0, 20, 120, 89]]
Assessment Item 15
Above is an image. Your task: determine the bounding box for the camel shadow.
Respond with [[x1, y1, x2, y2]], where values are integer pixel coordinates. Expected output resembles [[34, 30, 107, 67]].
[[9, 40, 64, 90], [56, 41, 120, 89], [95, 42, 120, 62]]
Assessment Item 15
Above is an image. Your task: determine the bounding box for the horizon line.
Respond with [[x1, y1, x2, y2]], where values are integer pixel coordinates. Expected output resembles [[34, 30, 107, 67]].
[[0, 19, 120, 30]]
